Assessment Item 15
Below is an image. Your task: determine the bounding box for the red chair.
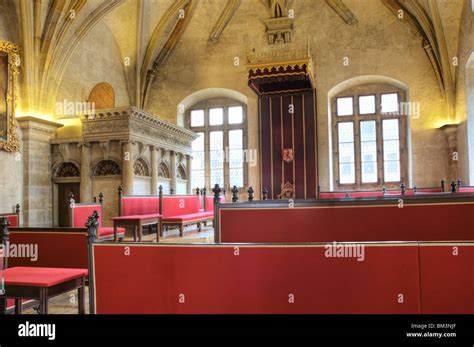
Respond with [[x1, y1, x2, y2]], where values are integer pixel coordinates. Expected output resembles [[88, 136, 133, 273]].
[[70, 202, 125, 241]]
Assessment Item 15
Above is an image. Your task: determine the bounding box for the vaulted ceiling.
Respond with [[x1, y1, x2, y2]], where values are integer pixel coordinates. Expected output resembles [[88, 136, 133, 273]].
[[6, 0, 467, 120]]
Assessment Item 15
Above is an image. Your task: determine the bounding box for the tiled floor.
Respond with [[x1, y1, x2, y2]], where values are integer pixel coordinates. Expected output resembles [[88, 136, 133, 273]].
[[14, 224, 214, 315]]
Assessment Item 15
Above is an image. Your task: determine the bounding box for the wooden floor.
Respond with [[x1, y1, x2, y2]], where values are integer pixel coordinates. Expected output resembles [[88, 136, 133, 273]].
[[14, 224, 215, 315]]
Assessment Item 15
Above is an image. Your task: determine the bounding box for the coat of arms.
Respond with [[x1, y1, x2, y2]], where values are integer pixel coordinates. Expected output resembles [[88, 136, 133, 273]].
[[282, 148, 293, 163]]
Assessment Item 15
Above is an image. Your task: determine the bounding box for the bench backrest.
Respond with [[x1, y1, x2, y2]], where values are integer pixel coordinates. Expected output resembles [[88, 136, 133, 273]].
[[161, 195, 200, 217], [0, 214, 19, 227], [205, 196, 226, 212], [419, 242, 474, 313], [121, 196, 160, 216], [91, 242, 424, 314], [7, 228, 88, 269], [0, 205, 20, 227], [70, 203, 103, 228], [218, 197, 474, 243]]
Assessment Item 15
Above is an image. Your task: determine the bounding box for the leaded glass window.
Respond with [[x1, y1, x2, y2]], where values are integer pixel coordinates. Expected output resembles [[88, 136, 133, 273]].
[[229, 129, 243, 187], [188, 100, 247, 190], [332, 88, 407, 189], [191, 132, 205, 189], [210, 131, 224, 186]]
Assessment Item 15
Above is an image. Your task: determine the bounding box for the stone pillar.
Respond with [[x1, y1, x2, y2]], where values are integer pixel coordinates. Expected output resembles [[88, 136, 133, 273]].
[[79, 143, 92, 202], [17, 117, 62, 227], [150, 146, 158, 194], [170, 150, 177, 193], [122, 141, 134, 195], [440, 124, 459, 183], [186, 154, 192, 194]]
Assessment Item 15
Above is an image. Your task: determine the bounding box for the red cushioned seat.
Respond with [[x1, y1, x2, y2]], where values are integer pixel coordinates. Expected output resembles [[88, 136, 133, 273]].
[[98, 227, 125, 238], [2, 267, 88, 287], [162, 211, 214, 223], [111, 213, 162, 221]]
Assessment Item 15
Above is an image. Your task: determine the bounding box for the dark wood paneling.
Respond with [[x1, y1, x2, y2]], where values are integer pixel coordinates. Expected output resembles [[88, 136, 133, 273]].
[[271, 96, 282, 199], [258, 91, 318, 199], [58, 183, 80, 227]]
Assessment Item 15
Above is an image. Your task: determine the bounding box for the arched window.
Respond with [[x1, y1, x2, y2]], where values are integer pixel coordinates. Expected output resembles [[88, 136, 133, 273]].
[[331, 84, 408, 189], [54, 162, 80, 178], [93, 160, 121, 176], [134, 158, 150, 176], [187, 98, 247, 189]]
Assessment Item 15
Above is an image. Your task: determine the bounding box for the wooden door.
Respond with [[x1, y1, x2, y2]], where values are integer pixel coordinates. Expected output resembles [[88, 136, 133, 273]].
[[58, 183, 80, 227]]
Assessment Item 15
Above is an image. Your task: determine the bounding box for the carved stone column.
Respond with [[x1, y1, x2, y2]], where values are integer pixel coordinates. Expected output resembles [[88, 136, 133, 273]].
[[79, 142, 92, 202], [122, 141, 134, 195], [170, 151, 177, 193], [17, 117, 62, 227], [150, 146, 158, 194], [186, 154, 192, 194], [440, 124, 459, 183]]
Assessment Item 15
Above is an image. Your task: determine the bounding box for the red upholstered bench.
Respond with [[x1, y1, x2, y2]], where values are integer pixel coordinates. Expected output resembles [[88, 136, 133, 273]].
[[0, 267, 88, 314], [458, 186, 474, 193], [70, 202, 125, 241], [161, 195, 213, 237], [0, 204, 20, 227], [115, 191, 162, 242]]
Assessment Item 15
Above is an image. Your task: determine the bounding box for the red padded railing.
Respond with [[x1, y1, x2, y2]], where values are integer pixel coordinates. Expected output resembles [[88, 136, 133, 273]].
[[92, 242, 422, 314], [8, 228, 88, 269], [218, 197, 474, 243]]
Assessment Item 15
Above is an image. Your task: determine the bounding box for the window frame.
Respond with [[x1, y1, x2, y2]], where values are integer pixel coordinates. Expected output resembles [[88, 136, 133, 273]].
[[186, 98, 248, 191], [332, 87, 408, 190]]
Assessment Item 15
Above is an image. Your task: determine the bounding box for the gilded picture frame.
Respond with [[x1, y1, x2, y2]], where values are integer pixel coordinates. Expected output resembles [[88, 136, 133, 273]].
[[0, 41, 20, 152]]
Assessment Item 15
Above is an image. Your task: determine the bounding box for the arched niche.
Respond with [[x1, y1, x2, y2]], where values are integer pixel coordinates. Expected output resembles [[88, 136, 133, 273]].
[[53, 162, 80, 178], [134, 157, 150, 177], [92, 160, 121, 176], [158, 161, 170, 179]]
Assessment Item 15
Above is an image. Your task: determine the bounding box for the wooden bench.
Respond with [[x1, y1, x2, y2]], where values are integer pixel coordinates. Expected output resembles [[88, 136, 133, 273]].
[[114, 186, 162, 242], [160, 188, 214, 237], [89, 238, 473, 314], [89, 241, 423, 314], [216, 192, 474, 243], [70, 198, 125, 241], [1, 219, 91, 313]]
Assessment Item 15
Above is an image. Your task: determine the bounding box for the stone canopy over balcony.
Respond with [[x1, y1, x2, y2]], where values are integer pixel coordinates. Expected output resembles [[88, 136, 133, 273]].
[[81, 106, 198, 155]]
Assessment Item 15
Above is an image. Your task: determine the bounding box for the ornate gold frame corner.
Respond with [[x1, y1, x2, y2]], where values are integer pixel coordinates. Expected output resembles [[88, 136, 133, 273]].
[[0, 40, 20, 153]]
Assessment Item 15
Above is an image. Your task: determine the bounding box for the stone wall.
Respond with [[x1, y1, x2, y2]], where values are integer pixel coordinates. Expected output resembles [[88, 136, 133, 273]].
[[144, 0, 458, 190], [454, 0, 474, 184], [0, 2, 22, 218]]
